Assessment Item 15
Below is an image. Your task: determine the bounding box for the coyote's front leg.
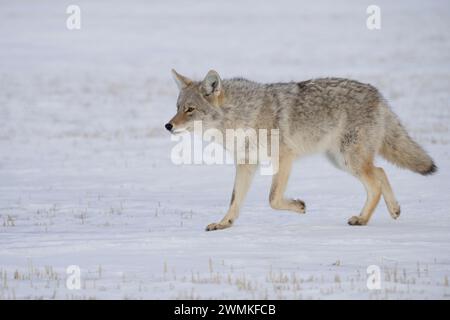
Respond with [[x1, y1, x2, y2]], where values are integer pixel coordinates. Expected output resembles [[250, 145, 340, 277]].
[[269, 151, 306, 214], [206, 164, 257, 231]]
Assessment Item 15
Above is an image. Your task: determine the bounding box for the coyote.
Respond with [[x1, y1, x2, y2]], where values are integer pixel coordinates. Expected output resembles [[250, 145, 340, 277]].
[[165, 69, 437, 231]]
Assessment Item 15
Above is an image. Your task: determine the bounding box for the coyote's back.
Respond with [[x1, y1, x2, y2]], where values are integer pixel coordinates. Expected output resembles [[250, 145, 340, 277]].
[[263, 77, 437, 176], [166, 70, 437, 230]]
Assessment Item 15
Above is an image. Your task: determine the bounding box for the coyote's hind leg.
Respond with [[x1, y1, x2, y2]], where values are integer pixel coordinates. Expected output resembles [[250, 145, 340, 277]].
[[374, 167, 401, 219], [348, 162, 382, 226]]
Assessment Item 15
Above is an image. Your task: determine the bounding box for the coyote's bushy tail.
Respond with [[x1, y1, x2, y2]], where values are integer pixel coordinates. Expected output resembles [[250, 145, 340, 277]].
[[380, 111, 437, 175]]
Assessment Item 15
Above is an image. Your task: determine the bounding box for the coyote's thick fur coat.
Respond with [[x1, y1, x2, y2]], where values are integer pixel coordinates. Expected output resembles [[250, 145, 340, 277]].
[[166, 70, 437, 231]]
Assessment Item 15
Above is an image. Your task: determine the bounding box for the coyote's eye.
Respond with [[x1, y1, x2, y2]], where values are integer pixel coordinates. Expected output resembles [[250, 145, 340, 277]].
[[185, 106, 195, 113]]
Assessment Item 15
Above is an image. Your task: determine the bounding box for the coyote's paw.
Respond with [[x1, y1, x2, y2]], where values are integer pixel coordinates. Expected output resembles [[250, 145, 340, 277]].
[[292, 199, 306, 214], [347, 216, 368, 226], [388, 203, 401, 220], [205, 221, 232, 231], [271, 198, 306, 214]]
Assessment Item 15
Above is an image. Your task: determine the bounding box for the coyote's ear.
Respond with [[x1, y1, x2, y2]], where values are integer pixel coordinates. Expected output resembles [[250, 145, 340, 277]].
[[171, 69, 192, 90], [201, 70, 222, 97]]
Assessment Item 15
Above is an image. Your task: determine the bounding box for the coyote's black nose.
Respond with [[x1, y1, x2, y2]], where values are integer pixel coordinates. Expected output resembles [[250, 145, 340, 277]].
[[165, 123, 173, 131]]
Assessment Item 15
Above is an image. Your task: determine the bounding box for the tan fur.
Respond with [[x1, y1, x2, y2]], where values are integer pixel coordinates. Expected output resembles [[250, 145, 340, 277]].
[[269, 149, 305, 213], [166, 70, 437, 231], [380, 111, 437, 175], [205, 164, 256, 231], [348, 163, 382, 226]]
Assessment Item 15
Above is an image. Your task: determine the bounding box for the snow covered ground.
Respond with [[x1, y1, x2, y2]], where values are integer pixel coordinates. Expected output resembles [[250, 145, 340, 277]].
[[0, 0, 449, 299]]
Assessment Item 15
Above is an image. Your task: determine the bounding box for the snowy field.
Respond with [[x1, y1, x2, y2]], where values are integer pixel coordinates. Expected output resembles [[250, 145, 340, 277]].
[[0, 0, 449, 299]]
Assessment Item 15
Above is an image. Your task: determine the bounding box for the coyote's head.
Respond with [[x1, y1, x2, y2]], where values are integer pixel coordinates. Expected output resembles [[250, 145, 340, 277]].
[[165, 69, 224, 134]]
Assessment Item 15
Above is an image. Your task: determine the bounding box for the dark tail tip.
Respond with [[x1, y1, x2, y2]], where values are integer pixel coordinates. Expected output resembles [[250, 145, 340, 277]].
[[421, 163, 438, 176]]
